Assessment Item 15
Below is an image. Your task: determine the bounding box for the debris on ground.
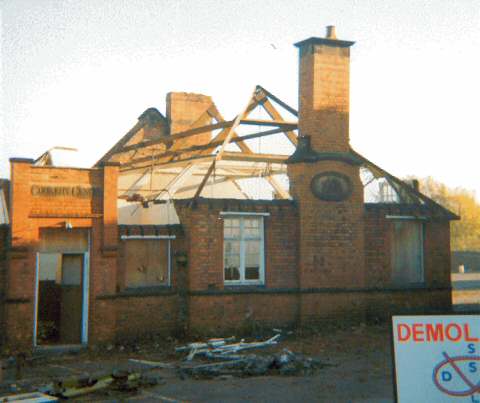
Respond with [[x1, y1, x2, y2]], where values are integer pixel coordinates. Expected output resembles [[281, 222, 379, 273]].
[[37, 368, 164, 399], [175, 334, 281, 361], [0, 391, 58, 402], [177, 349, 327, 379], [0, 330, 331, 401], [171, 332, 328, 379]]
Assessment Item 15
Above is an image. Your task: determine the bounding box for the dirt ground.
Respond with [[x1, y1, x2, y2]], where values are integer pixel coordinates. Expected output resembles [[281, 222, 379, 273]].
[[0, 323, 395, 402]]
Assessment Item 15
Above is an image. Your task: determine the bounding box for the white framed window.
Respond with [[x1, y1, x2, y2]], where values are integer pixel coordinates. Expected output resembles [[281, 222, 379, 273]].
[[223, 215, 265, 285]]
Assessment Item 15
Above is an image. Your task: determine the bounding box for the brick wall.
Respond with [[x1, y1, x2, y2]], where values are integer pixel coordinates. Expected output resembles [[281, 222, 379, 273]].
[[288, 161, 365, 290], [4, 159, 119, 349], [297, 39, 352, 152], [175, 199, 300, 334], [364, 209, 393, 287], [189, 294, 298, 335], [364, 207, 452, 292], [0, 225, 9, 346], [424, 221, 452, 288], [174, 198, 452, 332], [2, 157, 454, 349], [166, 92, 213, 150], [175, 199, 299, 292], [113, 294, 179, 342]]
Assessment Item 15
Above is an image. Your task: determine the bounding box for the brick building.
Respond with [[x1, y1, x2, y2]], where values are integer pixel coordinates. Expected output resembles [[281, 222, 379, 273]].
[[0, 28, 458, 350]]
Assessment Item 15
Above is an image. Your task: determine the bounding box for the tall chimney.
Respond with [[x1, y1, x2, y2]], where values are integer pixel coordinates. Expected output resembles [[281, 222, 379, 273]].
[[287, 28, 365, 320], [294, 26, 354, 152]]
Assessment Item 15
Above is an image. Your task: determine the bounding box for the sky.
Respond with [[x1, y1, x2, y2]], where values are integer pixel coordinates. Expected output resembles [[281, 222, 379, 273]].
[[1, 0, 479, 198]]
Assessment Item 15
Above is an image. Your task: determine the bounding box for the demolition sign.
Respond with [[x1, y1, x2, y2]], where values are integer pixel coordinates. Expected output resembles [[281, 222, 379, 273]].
[[392, 315, 480, 402]]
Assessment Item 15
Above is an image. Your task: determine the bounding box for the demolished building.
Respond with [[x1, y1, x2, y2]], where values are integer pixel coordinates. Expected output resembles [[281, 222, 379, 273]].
[[0, 27, 458, 350]]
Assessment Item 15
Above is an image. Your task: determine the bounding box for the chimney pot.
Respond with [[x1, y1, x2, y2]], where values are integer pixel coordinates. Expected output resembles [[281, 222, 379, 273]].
[[326, 25, 337, 39]]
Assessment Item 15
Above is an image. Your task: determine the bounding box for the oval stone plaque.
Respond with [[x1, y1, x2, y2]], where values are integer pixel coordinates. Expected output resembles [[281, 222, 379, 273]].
[[310, 172, 352, 201]]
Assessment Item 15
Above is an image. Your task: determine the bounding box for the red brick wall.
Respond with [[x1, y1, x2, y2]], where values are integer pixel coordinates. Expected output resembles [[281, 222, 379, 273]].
[[364, 209, 393, 287], [175, 199, 299, 292], [189, 294, 298, 335], [0, 225, 8, 345], [4, 159, 119, 349], [424, 221, 452, 288], [175, 199, 452, 332], [113, 294, 179, 342], [364, 208, 452, 294], [3, 156, 454, 349], [365, 289, 451, 320], [288, 161, 365, 290], [297, 40, 351, 153], [175, 199, 300, 333], [166, 92, 213, 150]]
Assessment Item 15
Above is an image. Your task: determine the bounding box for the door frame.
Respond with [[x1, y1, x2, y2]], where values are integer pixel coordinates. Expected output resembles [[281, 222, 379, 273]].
[[33, 250, 90, 347]]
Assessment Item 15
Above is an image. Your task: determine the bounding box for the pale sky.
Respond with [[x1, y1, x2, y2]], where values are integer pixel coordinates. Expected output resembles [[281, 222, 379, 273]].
[[1, 0, 479, 197]]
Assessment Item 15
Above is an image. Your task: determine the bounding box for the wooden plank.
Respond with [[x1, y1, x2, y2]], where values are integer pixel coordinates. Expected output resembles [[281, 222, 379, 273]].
[[192, 161, 216, 199], [118, 121, 233, 154], [206, 105, 253, 154], [149, 165, 197, 201], [191, 91, 257, 200], [95, 120, 145, 166], [222, 151, 289, 164], [266, 175, 290, 199], [261, 99, 298, 146], [231, 179, 250, 199], [113, 114, 295, 156], [118, 168, 150, 197], [239, 119, 297, 128], [122, 129, 283, 168], [351, 150, 458, 219], [120, 155, 214, 173], [256, 85, 298, 117]]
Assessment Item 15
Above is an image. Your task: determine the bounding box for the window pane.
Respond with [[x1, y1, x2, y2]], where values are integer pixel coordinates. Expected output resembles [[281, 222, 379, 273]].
[[224, 218, 240, 238], [246, 240, 260, 254], [244, 228, 260, 238], [225, 254, 240, 267], [225, 266, 240, 280], [245, 266, 259, 280], [245, 218, 259, 228], [244, 218, 260, 238], [225, 240, 240, 254], [246, 253, 259, 267]]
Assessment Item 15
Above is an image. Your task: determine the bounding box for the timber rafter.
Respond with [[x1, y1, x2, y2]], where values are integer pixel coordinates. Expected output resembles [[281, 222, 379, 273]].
[[105, 85, 299, 202]]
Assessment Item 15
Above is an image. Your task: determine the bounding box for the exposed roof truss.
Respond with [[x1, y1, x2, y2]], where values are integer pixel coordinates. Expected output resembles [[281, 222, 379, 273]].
[[103, 85, 298, 203]]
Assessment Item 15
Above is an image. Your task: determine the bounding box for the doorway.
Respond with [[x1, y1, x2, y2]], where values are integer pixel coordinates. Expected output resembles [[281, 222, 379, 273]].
[[34, 229, 89, 346]]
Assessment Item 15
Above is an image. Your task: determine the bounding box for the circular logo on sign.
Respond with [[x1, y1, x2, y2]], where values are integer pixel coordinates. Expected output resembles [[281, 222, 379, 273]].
[[310, 172, 352, 202]]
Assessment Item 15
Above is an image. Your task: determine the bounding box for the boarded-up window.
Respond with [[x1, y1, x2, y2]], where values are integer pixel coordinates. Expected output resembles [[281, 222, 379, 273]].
[[392, 221, 424, 285], [124, 240, 170, 287]]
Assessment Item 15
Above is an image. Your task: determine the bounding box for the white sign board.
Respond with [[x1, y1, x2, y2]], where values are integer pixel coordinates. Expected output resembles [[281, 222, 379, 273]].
[[392, 315, 480, 402]]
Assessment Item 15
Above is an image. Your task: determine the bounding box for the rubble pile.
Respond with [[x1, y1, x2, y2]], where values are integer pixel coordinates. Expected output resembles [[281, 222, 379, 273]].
[[175, 333, 327, 379]]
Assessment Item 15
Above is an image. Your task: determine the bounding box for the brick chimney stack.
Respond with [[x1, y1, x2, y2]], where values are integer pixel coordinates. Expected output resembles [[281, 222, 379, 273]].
[[287, 28, 365, 324], [294, 26, 354, 152]]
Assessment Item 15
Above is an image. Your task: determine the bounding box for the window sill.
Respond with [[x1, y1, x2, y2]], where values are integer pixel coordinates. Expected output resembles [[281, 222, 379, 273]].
[[390, 282, 427, 290], [223, 285, 266, 292], [97, 286, 175, 299]]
